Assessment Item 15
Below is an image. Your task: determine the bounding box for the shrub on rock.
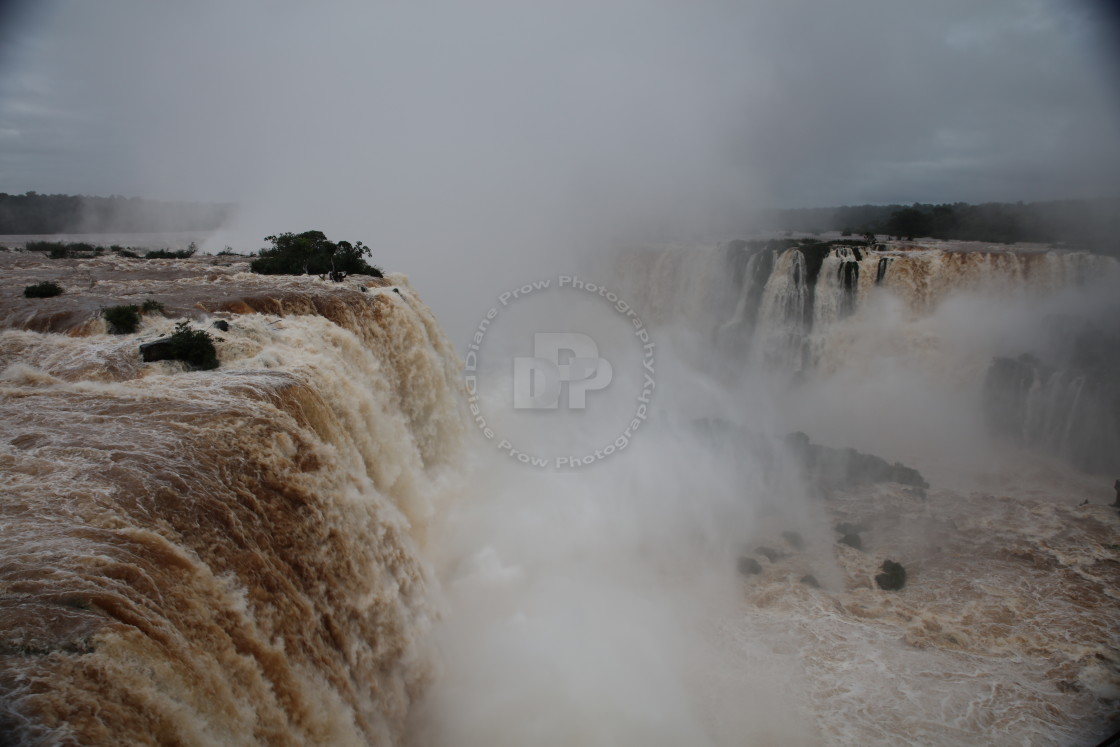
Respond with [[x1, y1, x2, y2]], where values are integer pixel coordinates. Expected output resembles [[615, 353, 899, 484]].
[[103, 305, 141, 334], [139, 321, 219, 371], [23, 281, 63, 298], [250, 230, 383, 277]]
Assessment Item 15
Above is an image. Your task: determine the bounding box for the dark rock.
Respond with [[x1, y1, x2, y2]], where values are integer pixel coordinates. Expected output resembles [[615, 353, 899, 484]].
[[839, 533, 862, 550], [781, 531, 804, 551], [393, 288, 401, 294], [875, 560, 907, 591], [755, 546, 783, 562], [835, 522, 865, 535], [737, 556, 763, 576], [799, 574, 820, 588], [139, 338, 178, 363], [211, 320, 230, 332]]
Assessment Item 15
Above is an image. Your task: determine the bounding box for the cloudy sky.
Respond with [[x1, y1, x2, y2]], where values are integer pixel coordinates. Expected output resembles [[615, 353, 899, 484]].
[[0, 1, 1118, 236]]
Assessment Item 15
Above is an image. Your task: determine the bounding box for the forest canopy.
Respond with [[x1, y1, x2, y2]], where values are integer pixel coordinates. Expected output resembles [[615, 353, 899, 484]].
[[0, 192, 231, 234], [755, 198, 1120, 249]]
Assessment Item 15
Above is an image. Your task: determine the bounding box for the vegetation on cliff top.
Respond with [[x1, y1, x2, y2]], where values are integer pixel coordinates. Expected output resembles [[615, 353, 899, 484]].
[[250, 230, 383, 278], [756, 198, 1119, 248]]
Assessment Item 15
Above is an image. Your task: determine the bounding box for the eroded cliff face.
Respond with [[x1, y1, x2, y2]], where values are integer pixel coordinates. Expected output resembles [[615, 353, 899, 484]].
[[0, 252, 468, 744]]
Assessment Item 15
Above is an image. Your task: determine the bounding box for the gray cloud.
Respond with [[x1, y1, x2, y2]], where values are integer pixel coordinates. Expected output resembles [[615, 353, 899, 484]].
[[1, 0, 1118, 315]]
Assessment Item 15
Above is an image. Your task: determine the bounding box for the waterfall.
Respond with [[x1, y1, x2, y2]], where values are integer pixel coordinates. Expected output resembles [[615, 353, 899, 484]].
[[613, 239, 1120, 474], [0, 266, 468, 744]]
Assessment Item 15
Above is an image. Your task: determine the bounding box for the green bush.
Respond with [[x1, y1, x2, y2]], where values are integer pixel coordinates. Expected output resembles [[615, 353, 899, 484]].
[[117, 249, 139, 258], [250, 230, 383, 277], [26, 241, 100, 258], [165, 321, 219, 370], [102, 304, 141, 334], [24, 281, 63, 298], [26, 240, 67, 254], [141, 298, 164, 314], [144, 247, 196, 259]]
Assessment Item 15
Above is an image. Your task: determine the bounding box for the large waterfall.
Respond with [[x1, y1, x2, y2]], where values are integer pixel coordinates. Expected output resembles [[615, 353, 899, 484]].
[[614, 239, 1120, 478], [0, 253, 467, 744]]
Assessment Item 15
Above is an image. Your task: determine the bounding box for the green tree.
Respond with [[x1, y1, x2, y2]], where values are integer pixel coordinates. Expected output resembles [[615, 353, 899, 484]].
[[250, 230, 383, 277]]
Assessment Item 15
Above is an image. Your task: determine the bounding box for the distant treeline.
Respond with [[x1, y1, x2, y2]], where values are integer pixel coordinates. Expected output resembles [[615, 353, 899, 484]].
[[756, 199, 1120, 249], [0, 192, 232, 234]]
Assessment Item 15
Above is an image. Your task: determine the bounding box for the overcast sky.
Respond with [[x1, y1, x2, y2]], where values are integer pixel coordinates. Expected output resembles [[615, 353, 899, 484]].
[[1, 1, 1118, 235]]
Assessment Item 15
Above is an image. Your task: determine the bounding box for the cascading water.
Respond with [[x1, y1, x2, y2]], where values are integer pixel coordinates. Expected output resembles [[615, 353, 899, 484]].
[[0, 253, 468, 744], [616, 238, 1120, 475]]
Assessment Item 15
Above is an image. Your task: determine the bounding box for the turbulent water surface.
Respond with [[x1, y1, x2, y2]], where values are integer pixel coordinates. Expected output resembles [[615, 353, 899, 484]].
[[1, 244, 1118, 745], [0, 251, 466, 743]]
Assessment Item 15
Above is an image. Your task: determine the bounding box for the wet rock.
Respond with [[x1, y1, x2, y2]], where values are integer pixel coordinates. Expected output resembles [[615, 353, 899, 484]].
[[781, 531, 804, 551], [839, 533, 863, 550], [799, 574, 820, 588], [835, 522, 865, 535], [755, 546, 784, 562], [875, 560, 907, 591], [139, 338, 177, 363], [737, 556, 763, 576], [211, 319, 230, 332]]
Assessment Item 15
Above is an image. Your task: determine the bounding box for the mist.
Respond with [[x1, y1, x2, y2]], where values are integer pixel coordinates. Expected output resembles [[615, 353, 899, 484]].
[[4, 1, 1120, 335]]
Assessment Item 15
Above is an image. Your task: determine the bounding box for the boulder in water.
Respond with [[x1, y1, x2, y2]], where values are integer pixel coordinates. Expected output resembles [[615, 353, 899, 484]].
[[139, 338, 177, 362], [800, 574, 820, 588], [875, 560, 907, 590], [755, 546, 784, 562], [839, 533, 863, 550], [781, 531, 804, 550], [737, 556, 763, 576]]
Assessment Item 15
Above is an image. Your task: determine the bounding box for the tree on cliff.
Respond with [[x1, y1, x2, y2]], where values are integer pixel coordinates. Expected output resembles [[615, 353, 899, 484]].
[[249, 230, 383, 277]]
